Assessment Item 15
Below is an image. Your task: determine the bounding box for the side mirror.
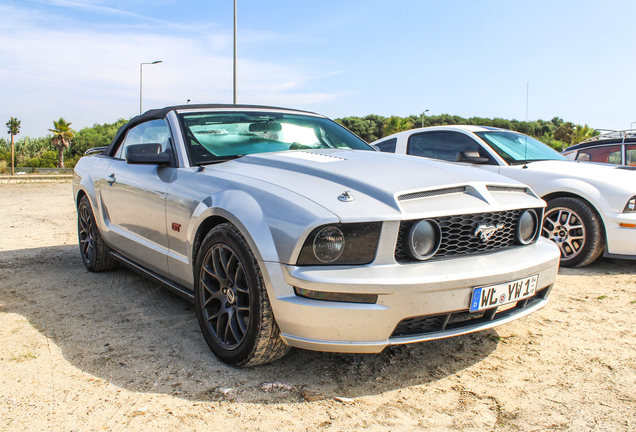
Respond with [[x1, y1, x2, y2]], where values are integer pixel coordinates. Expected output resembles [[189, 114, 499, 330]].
[[457, 150, 490, 164], [125, 143, 172, 165]]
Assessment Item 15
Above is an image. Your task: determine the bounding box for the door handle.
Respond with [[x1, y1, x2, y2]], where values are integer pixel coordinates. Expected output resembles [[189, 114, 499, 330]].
[[106, 173, 116, 184]]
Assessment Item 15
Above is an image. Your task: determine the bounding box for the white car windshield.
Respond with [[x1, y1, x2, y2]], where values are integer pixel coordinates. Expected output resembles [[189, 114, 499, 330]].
[[475, 131, 567, 165], [179, 111, 373, 165]]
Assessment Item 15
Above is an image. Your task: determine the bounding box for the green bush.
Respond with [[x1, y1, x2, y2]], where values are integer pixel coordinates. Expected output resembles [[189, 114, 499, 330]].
[[18, 150, 58, 168]]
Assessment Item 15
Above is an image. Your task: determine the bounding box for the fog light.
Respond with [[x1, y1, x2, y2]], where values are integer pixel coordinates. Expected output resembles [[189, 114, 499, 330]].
[[517, 209, 538, 244], [408, 219, 441, 260], [313, 226, 345, 262]]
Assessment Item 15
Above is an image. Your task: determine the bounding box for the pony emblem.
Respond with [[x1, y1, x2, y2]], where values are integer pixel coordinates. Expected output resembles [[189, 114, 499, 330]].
[[475, 223, 504, 242]]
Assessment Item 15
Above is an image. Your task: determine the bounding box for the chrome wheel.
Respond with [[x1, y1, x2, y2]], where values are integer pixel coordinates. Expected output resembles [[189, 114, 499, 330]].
[[199, 243, 251, 350], [542, 206, 586, 261], [78, 203, 95, 264]]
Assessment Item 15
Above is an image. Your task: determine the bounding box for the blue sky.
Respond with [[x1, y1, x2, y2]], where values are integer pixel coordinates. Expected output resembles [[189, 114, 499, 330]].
[[2, 0, 635, 138]]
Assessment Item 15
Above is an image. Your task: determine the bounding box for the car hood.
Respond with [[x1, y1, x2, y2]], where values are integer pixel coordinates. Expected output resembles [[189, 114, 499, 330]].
[[216, 149, 543, 221], [501, 160, 636, 197]]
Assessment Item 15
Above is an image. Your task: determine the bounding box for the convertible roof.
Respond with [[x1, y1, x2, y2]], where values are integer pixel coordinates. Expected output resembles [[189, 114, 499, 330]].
[[104, 104, 320, 156]]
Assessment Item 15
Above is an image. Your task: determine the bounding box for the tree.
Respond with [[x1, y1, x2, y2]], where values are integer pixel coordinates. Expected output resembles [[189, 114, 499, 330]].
[[49, 118, 75, 168], [383, 116, 413, 136], [554, 122, 575, 150], [572, 124, 596, 145], [6, 117, 21, 175]]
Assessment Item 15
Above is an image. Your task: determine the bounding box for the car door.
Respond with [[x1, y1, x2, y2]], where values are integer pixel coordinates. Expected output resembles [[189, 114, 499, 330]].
[[100, 119, 177, 277]]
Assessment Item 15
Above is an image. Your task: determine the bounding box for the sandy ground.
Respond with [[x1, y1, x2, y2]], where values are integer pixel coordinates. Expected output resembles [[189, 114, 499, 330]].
[[0, 182, 635, 431]]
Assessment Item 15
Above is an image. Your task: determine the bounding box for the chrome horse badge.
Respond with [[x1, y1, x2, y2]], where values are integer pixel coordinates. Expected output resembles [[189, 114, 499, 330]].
[[475, 223, 504, 242]]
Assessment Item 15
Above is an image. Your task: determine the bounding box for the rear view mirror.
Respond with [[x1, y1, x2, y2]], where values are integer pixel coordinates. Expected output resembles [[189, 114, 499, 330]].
[[249, 122, 283, 132], [457, 150, 490, 164], [125, 143, 172, 165]]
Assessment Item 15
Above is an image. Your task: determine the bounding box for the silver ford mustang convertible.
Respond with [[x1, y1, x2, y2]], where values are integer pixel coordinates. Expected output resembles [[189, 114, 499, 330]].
[[73, 105, 560, 367]]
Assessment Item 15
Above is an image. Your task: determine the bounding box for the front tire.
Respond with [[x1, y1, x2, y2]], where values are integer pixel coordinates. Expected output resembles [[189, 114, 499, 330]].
[[195, 223, 290, 367], [77, 195, 119, 272], [542, 197, 605, 267]]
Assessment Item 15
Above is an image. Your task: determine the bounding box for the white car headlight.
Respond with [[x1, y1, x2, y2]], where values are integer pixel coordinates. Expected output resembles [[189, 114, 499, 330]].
[[408, 219, 441, 260], [624, 196, 636, 213]]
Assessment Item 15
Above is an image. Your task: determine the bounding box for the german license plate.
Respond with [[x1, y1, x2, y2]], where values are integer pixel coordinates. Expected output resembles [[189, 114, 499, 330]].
[[469, 274, 538, 313]]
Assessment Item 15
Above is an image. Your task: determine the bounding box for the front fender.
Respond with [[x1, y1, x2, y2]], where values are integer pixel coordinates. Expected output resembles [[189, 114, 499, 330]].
[[189, 187, 338, 266], [190, 190, 275, 263], [534, 178, 610, 216]]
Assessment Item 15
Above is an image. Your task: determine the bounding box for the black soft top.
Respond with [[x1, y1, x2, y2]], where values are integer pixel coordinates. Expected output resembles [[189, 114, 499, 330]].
[[104, 104, 319, 156]]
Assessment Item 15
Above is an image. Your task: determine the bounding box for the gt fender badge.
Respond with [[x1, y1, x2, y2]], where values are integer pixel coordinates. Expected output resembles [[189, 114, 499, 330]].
[[172, 223, 181, 232], [475, 223, 504, 242], [338, 191, 355, 202]]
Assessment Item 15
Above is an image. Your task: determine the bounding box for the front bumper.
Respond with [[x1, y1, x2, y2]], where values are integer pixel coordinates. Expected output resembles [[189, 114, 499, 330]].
[[264, 238, 560, 353], [604, 212, 636, 258]]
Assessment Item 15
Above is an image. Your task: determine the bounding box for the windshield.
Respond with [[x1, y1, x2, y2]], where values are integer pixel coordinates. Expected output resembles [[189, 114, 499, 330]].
[[475, 131, 567, 165], [178, 111, 373, 165]]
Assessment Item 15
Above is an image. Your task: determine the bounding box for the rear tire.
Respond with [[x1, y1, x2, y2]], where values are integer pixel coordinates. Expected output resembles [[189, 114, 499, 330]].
[[77, 195, 119, 272], [194, 223, 290, 367], [542, 197, 605, 267]]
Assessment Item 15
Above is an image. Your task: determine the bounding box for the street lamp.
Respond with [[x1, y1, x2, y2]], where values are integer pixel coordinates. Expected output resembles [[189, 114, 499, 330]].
[[631, 121, 636, 130], [140, 60, 162, 114], [421, 109, 429, 128]]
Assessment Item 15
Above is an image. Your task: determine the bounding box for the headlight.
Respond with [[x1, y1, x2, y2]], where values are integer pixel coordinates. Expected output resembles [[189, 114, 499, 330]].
[[313, 226, 345, 262], [296, 222, 382, 265], [407, 219, 441, 260], [624, 196, 636, 213], [516, 209, 539, 244]]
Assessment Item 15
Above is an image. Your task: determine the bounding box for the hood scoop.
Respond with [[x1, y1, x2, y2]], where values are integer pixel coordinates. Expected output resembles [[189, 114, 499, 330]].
[[486, 185, 529, 194], [278, 151, 346, 163], [398, 186, 467, 202]]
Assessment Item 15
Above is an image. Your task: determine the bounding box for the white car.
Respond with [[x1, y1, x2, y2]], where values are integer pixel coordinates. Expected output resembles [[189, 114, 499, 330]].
[[73, 106, 560, 367], [372, 125, 636, 267]]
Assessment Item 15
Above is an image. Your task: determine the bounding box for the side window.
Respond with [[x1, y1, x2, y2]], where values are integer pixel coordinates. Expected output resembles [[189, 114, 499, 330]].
[[626, 145, 636, 166], [115, 119, 173, 160], [407, 132, 489, 162], [576, 145, 622, 165], [376, 138, 397, 153]]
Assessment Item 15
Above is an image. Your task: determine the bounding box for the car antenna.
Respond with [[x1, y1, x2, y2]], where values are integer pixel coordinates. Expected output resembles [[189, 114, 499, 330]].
[[523, 82, 529, 169]]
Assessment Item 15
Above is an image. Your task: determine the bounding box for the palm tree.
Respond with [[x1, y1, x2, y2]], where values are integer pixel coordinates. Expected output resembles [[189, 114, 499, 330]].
[[572, 124, 596, 145], [6, 117, 21, 175], [49, 118, 75, 168], [383, 116, 413, 136]]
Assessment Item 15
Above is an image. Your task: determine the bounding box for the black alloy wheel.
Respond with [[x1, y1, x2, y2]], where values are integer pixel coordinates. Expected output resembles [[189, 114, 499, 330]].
[[77, 195, 118, 272], [194, 223, 290, 367], [199, 243, 252, 350]]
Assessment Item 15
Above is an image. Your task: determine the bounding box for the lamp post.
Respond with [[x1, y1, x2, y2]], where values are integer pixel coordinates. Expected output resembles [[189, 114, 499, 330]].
[[140, 61, 162, 114], [631, 121, 636, 130], [421, 109, 429, 128], [233, 0, 237, 104]]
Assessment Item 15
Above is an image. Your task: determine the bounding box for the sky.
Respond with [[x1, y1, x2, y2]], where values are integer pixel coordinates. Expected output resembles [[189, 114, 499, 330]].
[[2, 0, 636, 138]]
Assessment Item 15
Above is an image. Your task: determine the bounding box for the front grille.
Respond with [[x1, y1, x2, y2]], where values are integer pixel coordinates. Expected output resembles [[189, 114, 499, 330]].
[[398, 186, 467, 202], [395, 209, 531, 263], [391, 287, 550, 337]]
